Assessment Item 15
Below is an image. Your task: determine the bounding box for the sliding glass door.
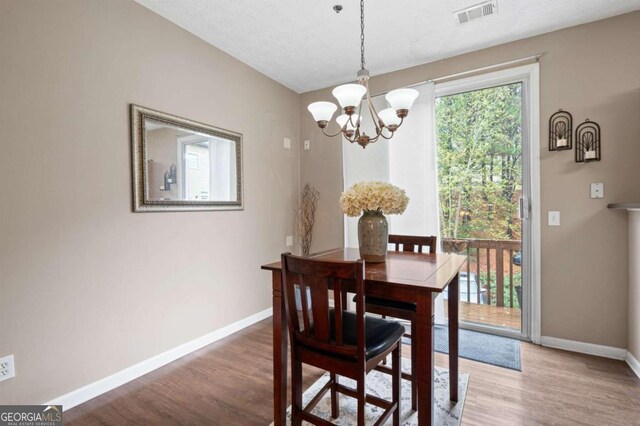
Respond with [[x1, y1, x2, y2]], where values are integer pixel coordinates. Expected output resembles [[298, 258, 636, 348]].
[[435, 66, 536, 341]]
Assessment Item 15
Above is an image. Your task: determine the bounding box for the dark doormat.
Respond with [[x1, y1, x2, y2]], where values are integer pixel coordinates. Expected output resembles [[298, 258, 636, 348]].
[[403, 324, 522, 371]]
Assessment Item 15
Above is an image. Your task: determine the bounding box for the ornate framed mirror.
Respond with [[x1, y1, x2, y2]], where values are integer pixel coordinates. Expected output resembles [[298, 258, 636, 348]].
[[130, 105, 243, 212]]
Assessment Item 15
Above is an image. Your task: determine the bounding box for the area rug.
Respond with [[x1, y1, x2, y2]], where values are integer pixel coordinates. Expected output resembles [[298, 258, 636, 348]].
[[272, 359, 468, 426], [402, 324, 521, 371]]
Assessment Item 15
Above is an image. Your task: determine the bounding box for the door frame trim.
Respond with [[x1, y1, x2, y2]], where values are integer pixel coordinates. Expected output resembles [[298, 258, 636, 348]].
[[434, 63, 541, 343]]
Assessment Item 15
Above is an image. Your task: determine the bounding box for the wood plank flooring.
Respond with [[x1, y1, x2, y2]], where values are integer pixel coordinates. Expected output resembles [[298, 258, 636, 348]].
[[65, 318, 640, 425]]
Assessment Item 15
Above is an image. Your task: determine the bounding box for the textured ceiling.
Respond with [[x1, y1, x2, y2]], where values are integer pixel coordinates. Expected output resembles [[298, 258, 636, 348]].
[[135, 0, 640, 93]]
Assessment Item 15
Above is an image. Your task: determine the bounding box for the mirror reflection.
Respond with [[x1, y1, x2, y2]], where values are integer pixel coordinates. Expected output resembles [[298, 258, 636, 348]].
[[145, 119, 239, 203]]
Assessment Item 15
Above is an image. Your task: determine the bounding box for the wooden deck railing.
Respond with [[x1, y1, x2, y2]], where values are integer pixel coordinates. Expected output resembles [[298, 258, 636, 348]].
[[446, 238, 522, 308]]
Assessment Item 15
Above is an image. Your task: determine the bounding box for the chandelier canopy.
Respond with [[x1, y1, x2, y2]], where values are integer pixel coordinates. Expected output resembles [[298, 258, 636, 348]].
[[307, 0, 419, 149]]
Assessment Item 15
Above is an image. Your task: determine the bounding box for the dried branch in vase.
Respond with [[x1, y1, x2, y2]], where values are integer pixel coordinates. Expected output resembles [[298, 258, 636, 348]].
[[297, 184, 320, 256]]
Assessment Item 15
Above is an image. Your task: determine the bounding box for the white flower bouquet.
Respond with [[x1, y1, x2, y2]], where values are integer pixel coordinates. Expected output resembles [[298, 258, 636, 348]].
[[339, 181, 409, 217]]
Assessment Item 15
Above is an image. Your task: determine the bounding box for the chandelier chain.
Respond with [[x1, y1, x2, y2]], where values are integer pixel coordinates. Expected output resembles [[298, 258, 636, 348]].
[[360, 0, 365, 70]]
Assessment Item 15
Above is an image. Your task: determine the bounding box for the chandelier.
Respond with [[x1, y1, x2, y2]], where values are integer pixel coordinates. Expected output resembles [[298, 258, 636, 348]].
[[307, 0, 419, 149]]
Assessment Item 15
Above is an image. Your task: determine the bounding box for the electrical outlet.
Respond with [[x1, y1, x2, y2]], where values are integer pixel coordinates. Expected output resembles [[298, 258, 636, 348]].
[[0, 355, 15, 382], [548, 211, 560, 226], [286, 235, 293, 247], [283, 137, 291, 149], [304, 140, 310, 150], [590, 182, 604, 199]]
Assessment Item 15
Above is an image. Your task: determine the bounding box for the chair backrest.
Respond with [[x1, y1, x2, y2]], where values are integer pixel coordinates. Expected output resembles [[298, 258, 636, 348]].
[[281, 253, 365, 360], [389, 234, 437, 254]]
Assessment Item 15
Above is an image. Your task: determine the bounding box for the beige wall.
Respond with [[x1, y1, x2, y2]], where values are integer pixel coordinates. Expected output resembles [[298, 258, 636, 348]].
[[629, 211, 640, 361], [300, 12, 640, 348], [0, 0, 299, 404]]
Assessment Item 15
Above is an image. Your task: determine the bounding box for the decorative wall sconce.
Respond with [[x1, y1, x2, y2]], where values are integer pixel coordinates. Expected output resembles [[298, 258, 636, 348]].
[[162, 171, 172, 191], [159, 164, 178, 191], [549, 109, 572, 151], [575, 119, 601, 163]]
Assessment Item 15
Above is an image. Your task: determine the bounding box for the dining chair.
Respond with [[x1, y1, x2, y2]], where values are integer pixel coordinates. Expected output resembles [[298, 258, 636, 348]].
[[281, 253, 404, 426], [359, 234, 437, 411]]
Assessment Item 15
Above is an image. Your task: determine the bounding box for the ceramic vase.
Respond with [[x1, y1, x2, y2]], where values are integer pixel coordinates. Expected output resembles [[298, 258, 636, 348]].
[[357, 210, 388, 263]]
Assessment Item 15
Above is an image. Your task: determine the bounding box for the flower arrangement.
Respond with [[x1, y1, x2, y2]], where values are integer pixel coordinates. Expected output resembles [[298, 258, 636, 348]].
[[339, 181, 409, 217]]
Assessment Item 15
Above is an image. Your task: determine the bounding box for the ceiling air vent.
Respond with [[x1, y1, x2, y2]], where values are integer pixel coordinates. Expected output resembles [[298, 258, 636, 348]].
[[455, 0, 498, 25]]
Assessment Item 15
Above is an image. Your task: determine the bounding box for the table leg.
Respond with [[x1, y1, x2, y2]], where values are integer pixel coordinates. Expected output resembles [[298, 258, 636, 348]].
[[416, 291, 434, 426], [272, 270, 288, 425], [448, 273, 459, 402]]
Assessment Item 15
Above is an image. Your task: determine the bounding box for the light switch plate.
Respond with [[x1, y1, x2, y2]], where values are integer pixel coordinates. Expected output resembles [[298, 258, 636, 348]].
[[283, 137, 291, 149], [590, 182, 604, 199], [285, 235, 293, 247], [304, 140, 310, 150], [548, 211, 560, 226]]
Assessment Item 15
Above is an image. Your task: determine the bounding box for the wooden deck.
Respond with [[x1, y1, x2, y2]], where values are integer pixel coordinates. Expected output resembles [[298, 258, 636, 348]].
[[446, 301, 521, 330]]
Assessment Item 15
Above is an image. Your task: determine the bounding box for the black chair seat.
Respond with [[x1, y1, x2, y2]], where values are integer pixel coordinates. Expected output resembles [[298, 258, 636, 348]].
[[330, 309, 405, 360], [356, 295, 417, 312]]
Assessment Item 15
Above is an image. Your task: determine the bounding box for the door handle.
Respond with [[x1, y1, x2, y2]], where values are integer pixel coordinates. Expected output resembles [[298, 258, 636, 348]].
[[519, 197, 529, 220]]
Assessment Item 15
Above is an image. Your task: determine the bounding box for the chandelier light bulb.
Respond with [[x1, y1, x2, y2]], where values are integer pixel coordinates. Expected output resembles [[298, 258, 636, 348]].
[[378, 108, 401, 129], [308, 101, 337, 127], [336, 114, 360, 130], [332, 84, 367, 111], [385, 88, 419, 117]]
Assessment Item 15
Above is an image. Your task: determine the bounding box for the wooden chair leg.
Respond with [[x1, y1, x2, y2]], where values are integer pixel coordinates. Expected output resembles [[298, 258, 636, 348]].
[[357, 371, 366, 426], [292, 359, 303, 426], [382, 314, 388, 366], [392, 343, 401, 426], [330, 372, 339, 419], [411, 319, 417, 411]]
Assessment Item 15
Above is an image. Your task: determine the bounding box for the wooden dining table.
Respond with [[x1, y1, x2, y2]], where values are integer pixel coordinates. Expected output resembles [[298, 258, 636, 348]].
[[262, 248, 467, 426]]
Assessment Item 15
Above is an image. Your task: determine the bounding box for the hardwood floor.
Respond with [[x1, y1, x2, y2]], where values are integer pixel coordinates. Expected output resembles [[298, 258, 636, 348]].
[[65, 318, 640, 426]]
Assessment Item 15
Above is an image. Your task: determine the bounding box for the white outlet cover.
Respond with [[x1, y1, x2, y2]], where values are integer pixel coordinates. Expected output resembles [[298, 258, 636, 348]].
[[590, 182, 604, 199], [285, 235, 293, 247], [283, 137, 291, 149], [304, 140, 310, 150], [0, 354, 15, 382]]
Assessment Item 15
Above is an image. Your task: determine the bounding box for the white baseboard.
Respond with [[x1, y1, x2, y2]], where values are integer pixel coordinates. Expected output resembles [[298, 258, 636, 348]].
[[627, 351, 640, 379], [46, 307, 273, 411], [540, 336, 627, 360]]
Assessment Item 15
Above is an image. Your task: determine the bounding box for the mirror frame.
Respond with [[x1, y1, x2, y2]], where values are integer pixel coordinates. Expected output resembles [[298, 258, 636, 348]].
[[130, 104, 244, 212]]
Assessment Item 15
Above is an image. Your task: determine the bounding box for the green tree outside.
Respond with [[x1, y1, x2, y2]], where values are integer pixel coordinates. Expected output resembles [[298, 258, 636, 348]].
[[436, 83, 523, 241]]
